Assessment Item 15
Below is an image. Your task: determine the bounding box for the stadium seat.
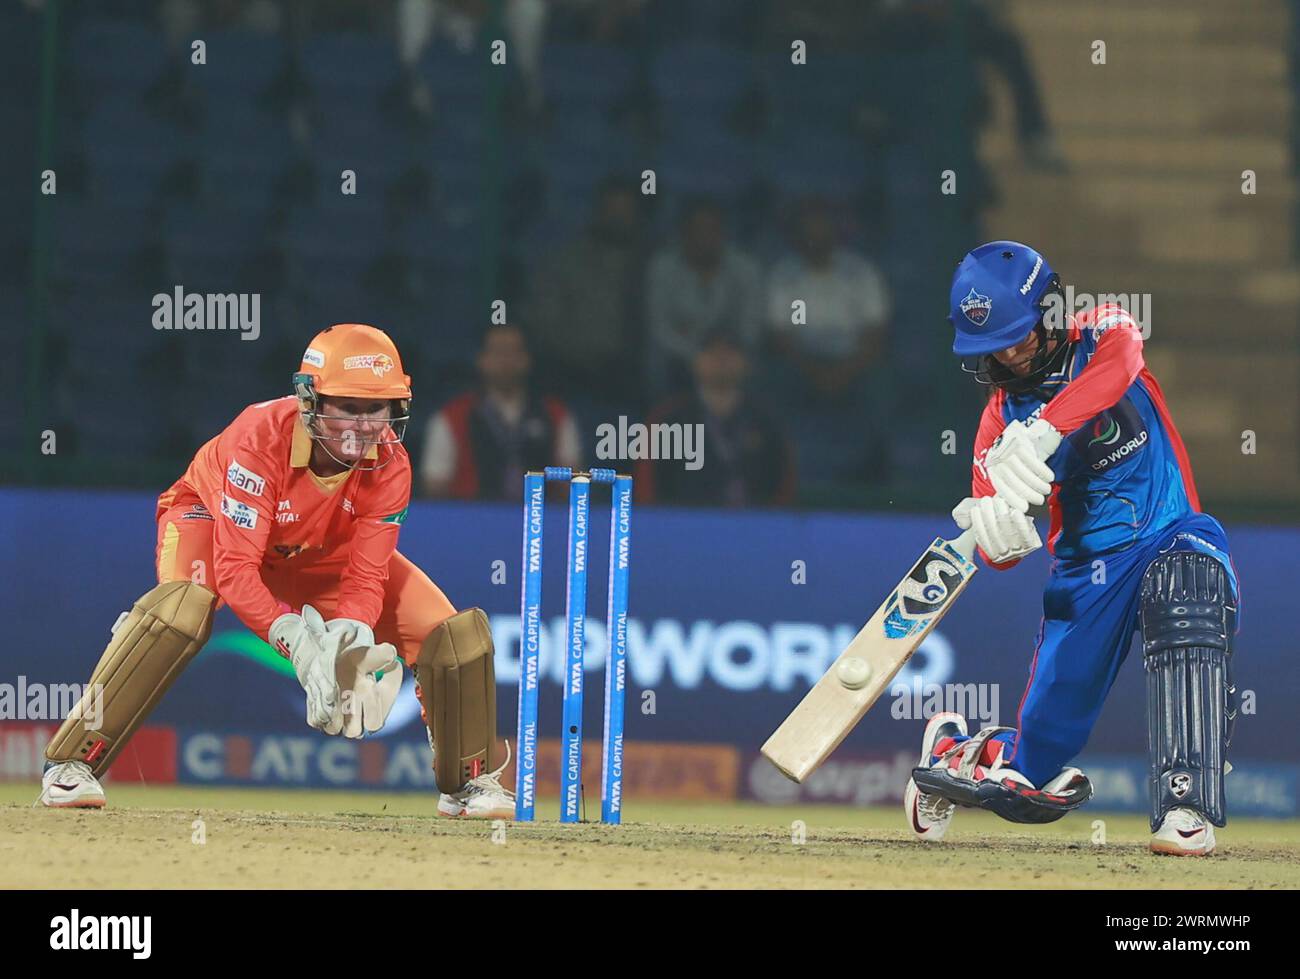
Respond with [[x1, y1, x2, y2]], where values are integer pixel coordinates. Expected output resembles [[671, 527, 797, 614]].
[[761, 128, 873, 199], [651, 39, 753, 107], [421, 40, 487, 102], [759, 51, 869, 129], [299, 33, 400, 94], [83, 94, 186, 158], [193, 29, 285, 97], [68, 18, 169, 92], [200, 100, 296, 163], [204, 155, 281, 216], [542, 42, 635, 109]]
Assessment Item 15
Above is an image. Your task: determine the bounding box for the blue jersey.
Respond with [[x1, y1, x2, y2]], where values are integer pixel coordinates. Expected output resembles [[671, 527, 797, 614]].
[[971, 305, 1202, 565]]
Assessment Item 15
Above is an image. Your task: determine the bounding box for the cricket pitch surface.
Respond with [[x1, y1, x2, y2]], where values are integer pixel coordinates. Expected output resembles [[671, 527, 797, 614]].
[[3, 785, 1297, 888]]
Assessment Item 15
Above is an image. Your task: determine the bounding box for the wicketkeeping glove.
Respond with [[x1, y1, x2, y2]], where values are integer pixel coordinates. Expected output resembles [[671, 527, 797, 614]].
[[271, 605, 344, 734], [335, 643, 403, 738]]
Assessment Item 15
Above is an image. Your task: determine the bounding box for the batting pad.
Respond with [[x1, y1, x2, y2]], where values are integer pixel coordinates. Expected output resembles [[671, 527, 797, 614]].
[[415, 607, 498, 795], [46, 580, 216, 777]]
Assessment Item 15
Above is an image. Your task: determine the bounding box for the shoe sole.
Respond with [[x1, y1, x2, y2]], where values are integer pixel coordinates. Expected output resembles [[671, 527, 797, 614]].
[[436, 807, 515, 820], [41, 797, 105, 809], [1150, 839, 1216, 857]]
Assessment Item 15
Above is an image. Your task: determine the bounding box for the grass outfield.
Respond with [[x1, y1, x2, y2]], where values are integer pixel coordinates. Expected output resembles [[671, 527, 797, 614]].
[[2, 783, 1298, 888]]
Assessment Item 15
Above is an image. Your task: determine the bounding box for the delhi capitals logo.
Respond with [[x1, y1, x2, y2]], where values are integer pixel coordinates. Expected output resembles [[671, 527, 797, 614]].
[[960, 288, 992, 326]]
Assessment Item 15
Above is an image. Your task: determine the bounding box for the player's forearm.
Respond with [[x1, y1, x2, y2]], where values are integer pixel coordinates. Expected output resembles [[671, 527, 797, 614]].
[[1041, 326, 1143, 435], [214, 560, 286, 641], [333, 526, 397, 626], [333, 586, 382, 630], [335, 552, 387, 626]]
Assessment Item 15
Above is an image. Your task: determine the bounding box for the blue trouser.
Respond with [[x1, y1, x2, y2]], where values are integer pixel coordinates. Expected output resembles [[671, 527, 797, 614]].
[[938, 513, 1238, 787]]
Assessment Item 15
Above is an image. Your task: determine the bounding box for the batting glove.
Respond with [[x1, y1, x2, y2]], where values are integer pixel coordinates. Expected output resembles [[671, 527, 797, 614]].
[[952, 495, 1042, 565], [982, 418, 1062, 512]]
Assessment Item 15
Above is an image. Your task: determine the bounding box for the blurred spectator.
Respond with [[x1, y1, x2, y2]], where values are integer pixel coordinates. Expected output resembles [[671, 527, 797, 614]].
[[527, 175, 650, 409], [549, 0, 651, 44], [646, 196, 763, 397], [766, 196, 889, 400], [392, 0, 549, 120], [765, 196, 891, 483], [760, 0, 874, 51], [637, 331, 795, 507], [419, 323, 581, 500], [878, 0, 1064, 169]]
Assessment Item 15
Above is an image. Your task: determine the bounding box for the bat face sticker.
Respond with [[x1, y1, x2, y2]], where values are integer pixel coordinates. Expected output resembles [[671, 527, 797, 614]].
[[883, 548, 969, 639], [898, 554, 962, 615]]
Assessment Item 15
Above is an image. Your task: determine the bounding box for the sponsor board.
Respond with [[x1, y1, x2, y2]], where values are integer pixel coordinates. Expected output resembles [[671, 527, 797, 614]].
[[180, 730, 438, 790], [3, 489, 1297, 763], [746, 749, 916, 806], [0, 722, 177, 783], [741, 749, 1298, 817], [1077, 755, 1298, 819], [178, 731, 740, 799]]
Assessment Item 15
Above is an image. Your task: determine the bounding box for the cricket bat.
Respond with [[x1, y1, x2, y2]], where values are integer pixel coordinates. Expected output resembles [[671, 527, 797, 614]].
[[761, 527, 979, 782]]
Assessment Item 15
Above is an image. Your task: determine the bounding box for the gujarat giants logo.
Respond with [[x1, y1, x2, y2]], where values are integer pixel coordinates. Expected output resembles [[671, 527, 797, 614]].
[[343, 353, 395, 377]]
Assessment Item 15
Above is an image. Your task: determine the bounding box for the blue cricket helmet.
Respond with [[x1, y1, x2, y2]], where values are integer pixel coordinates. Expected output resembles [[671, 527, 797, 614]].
[[949, 241, 1057, 356]]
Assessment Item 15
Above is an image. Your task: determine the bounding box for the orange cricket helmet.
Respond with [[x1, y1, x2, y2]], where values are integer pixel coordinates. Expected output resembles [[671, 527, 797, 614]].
[[296, 323, 412, 398], [292, 323, 413, 470]]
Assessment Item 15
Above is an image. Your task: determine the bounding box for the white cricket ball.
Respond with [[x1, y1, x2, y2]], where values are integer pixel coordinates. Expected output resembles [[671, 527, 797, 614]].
[[837, 657, 872, 690]]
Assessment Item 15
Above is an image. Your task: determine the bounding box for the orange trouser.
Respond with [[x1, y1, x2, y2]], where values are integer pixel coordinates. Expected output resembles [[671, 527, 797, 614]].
[[156, 501, 456, 668]]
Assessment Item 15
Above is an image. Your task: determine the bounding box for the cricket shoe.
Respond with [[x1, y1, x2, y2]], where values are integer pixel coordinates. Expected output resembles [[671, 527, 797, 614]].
[[904, 712, 967, 841], [1150, 807, 1216, 857], [437, 742, 515, 820], [38, 761, 105, 809]]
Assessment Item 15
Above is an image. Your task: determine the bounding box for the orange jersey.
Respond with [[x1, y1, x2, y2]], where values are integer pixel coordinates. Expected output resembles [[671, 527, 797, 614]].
[[157, 397, 412, 640]]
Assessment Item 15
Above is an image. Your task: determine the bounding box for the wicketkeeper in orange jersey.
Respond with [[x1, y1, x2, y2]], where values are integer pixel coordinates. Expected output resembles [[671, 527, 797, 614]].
[[39, 324, 513, 818]]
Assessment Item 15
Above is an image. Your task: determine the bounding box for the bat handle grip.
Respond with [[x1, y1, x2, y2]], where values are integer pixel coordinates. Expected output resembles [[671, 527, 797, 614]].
[[950, 527, 978, 563]]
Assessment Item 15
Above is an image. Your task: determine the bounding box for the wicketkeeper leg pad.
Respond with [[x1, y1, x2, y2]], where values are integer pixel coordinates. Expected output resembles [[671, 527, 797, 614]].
[[414, 608, 497, 795], [46, 581, 216, 777], [1142, 550, 1237, 829]]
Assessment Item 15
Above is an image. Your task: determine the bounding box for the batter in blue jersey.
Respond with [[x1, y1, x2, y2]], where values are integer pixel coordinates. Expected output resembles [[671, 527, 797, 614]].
[[903, 241, 1239, 856]]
